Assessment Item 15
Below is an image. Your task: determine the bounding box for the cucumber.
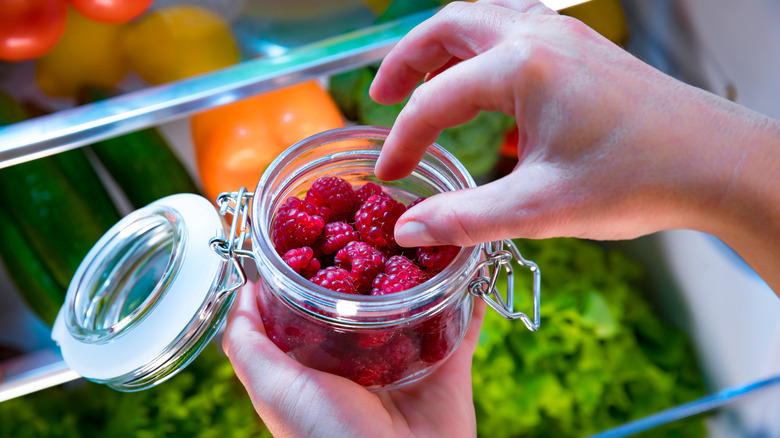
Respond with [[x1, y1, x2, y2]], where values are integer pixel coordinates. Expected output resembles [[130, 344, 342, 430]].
[[0, 91, 122, 325], [89, 127, 201, 208], [0, 208, 64, 325], [0, 150, 122, 288], [82, 88, 202, 209]]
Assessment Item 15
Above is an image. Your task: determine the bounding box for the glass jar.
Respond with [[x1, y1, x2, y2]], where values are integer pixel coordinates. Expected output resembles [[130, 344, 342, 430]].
[[53, 125, 540, 392], [251, 125, 483, 389]]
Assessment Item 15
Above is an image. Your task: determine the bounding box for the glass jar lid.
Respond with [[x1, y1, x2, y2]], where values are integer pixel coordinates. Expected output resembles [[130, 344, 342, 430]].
[[51, 194, 236, 391]]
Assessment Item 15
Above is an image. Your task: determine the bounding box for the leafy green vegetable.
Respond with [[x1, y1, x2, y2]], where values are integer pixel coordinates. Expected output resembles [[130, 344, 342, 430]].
[[329, 66, 515, 179], [471, 238, 708, 437], [0, 344, 271, 438]]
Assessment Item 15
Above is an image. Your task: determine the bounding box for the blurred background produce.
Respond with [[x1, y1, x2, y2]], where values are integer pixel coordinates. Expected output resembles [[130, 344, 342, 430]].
[[0, 0, 67, 62], [2, 0, 779, 436], [190, 80, 345, 202], [123, 4, 239, 85], [473, 238, 706, 437], [0, 344, 272, 438], [35, 8, 130, 98], [70, 0, 154, 23]]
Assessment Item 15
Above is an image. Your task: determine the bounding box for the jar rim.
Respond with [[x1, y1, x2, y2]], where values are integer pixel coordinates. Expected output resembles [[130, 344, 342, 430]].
[[250, 125, 480, 323], [64, 205, 185, 344]]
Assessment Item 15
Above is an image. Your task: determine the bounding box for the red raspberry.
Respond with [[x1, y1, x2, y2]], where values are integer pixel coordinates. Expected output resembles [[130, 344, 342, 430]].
[[407, 196, 426, 209], [340, 334, 415, 386], [259, 297, 327, 353], [357, 330, 395, 349], [272, 197, 325, 254], [417, 245, 461, 272], [371, 255, 428, 295], [310, 266, 358, 294], [282, 247, 321, 279], [355, 194, 406, 248], [304, 176, 358, 222], [335, 241, 386, 294], [319, 221, 359, 255], [355, 182, 386, 204], [420, 330, 450, 363], [341, 352, 392, 387], [268, 321, 328, 353]]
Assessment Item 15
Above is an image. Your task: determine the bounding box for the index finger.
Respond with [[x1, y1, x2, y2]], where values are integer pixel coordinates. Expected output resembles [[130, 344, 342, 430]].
[[369, 1, 531, 106]]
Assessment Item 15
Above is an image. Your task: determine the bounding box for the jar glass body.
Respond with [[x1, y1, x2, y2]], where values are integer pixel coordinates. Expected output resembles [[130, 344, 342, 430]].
[[250, 125, 482, 390]]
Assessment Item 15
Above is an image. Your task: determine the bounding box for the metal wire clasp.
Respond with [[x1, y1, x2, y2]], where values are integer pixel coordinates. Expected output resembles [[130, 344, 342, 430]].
[[209, 187, 255, 300], [468, 240, 541, 331]]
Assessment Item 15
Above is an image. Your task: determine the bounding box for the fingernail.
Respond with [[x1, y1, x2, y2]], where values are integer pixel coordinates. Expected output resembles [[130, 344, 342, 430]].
[[395, 221, 438, 247]]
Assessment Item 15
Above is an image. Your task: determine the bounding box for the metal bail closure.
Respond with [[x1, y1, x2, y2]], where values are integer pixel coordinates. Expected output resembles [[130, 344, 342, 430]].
[[209, 187, 255, 300], [468, 240, 541, 331], [52, 192, 252, 392]]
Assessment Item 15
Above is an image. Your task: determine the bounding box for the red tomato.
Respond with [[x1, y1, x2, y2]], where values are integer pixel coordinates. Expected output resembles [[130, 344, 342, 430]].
[[69, 0, 153, 23], [0, 0, 67, 62]]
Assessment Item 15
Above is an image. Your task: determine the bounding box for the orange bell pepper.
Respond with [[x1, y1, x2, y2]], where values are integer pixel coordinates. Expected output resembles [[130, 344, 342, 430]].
[[190, 80, 346, 203]]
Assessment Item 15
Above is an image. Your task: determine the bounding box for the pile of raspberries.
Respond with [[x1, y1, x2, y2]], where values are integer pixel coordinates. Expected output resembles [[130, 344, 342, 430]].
[[263, 176, 465, 387], [271, 176, 460, 295]]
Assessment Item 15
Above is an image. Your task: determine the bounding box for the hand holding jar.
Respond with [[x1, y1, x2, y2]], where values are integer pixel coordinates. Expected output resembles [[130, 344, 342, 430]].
[[223, 283, 486, 437]]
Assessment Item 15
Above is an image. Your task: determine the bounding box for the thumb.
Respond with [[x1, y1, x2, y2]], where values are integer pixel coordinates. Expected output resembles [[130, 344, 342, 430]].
[[395, 167, 560, 247]]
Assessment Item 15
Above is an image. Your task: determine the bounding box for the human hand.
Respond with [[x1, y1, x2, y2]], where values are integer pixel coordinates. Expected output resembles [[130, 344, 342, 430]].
[[370, 0, 765, 249], [223, 281, 487, 438]]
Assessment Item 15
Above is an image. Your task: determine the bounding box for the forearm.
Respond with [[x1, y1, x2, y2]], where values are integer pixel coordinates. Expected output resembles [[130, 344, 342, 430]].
[[665, 85, 780, 295], [694, 99, 780, 296]]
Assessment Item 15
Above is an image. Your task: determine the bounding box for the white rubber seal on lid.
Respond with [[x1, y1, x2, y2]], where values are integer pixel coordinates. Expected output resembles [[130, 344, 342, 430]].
[[52, 194, 224, 381]]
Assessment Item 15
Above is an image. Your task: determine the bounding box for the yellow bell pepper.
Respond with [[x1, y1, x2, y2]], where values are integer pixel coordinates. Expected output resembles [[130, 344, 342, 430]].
[[122, 5, 240, 85], [35, 7, 129, 98]]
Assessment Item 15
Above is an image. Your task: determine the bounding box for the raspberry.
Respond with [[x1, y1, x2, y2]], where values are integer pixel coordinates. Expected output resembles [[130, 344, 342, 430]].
[[407, 196, 426, 209], [272, 197, 325, 254], [282, 247, 321, 279], [357, 330, 395, 349], [335, 241, 386, 294], [340, 334, 416, 386], [268, 321, 328, 353], [371, 255, 428, 295], [355, 182, 386, 204], [319, 221, 359, 255], [355, 194, 406, 248], [310, 266, 358, 294], [304, 176, 358, 222], [420, 331, 450, 363], [417, 245, 460, 272], [340, 352, 392, 387], [260, 297, 327, 353], [385, 254, 427, 278]]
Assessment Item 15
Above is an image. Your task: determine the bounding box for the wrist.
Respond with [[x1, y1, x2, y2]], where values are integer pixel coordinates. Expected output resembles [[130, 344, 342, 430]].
[[678, 90, 780, 292]]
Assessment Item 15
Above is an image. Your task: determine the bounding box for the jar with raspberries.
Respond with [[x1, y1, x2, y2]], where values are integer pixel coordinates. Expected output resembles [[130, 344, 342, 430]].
[[249, 126, 541, 390], [52, 125, 540, 393]]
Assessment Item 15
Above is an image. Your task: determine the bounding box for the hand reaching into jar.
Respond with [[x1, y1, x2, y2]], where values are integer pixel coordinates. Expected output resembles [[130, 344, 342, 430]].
[[223, 282, 487, 438], [370, 0, 780, 294], [223, 0, 780, 436]]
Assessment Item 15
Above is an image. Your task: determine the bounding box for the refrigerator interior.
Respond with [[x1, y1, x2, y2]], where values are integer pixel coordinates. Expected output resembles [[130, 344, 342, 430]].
[[1, 0, 779, 436]]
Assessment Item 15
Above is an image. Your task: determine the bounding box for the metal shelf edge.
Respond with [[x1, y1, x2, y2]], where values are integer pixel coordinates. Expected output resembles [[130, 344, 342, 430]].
[[0, 349, 81, 403]]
